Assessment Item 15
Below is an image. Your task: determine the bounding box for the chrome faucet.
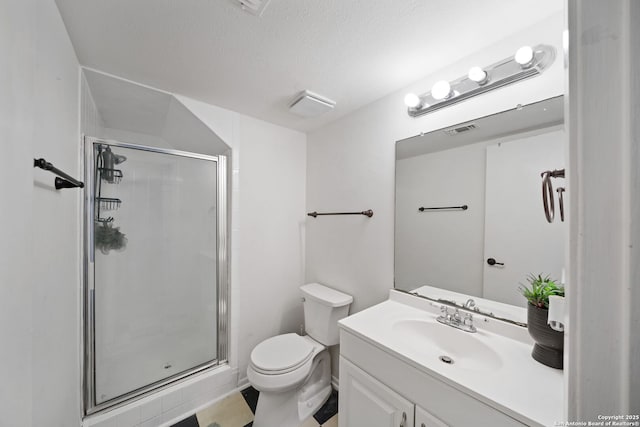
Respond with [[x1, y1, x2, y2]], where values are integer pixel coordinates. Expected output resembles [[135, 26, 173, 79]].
[[463, 298, 476, 310], [437, 305, 477, 333]]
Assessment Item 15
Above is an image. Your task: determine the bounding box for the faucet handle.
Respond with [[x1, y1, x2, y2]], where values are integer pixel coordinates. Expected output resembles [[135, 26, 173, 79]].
[[463, 312, 474, 325], [441, 305, 456, 315], [439, 305, 456, 321]]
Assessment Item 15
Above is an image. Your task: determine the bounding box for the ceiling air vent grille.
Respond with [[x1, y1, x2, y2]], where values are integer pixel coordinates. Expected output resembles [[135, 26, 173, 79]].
[[230, 0, 272, 16], [289, 90, 336, 117], [444, 123, 477, 136]]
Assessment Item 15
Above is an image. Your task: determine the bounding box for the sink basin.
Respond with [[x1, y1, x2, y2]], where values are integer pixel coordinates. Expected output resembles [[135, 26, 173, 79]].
[[391, 319, 503, 371]]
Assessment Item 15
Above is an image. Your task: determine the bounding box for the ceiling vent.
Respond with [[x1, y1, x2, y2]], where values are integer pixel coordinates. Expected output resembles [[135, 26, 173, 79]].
[[444, 123, 477, 136], [289, 90, 336, 118], [230, 0, 272, 16]]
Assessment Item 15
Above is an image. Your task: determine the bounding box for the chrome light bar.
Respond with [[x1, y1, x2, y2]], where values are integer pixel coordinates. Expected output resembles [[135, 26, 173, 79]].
[[406, 44, 556, 118]]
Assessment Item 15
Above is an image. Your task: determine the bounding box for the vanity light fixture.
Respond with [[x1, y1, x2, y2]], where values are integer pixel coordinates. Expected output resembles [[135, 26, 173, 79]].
[[514, 45, 535, 67], [404, 93, 421, 108], [468, 66, 488, 84], [405, 44, 556, 118], [431, 80, 453, 100]]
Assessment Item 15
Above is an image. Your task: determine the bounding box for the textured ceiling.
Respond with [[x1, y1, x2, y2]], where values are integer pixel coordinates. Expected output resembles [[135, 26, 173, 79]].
[[55, 0, 563, 132]]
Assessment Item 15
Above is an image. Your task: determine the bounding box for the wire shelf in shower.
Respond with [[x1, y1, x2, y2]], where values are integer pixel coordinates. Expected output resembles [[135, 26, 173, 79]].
[[96, 197, 122, 211], [98, 167, 123, 184]]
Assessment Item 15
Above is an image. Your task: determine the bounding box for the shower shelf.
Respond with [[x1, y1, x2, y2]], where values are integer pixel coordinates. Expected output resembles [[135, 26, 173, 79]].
[[95, 216, 114, 224], [98, 167, 123, 184], [96, 197, 122, 211]]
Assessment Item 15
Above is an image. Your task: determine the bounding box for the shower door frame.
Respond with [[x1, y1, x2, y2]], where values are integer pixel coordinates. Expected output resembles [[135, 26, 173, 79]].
[[82, 137, 229, 415]]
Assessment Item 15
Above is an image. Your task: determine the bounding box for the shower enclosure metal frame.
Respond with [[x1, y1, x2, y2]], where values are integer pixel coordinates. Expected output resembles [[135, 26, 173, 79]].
[[81, 137, 229, 415]]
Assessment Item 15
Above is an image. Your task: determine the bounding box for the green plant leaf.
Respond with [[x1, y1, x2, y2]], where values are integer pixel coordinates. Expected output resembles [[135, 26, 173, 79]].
[[519, 273, 565, 308]]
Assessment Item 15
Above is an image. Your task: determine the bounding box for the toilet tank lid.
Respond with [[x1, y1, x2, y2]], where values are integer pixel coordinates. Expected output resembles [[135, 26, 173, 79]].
[[300, 283, 353, 307]]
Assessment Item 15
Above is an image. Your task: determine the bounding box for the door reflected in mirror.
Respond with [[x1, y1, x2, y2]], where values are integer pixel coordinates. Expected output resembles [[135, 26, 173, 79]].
[[394, 96, 566, 324]]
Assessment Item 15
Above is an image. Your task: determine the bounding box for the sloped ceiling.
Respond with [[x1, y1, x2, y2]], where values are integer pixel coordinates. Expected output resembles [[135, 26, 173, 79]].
[[57, 0, 563, 132], [85, 69, 230, 156]]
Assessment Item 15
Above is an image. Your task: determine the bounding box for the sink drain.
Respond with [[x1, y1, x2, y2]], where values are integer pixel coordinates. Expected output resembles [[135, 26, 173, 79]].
[[439, 355, 454, 364]]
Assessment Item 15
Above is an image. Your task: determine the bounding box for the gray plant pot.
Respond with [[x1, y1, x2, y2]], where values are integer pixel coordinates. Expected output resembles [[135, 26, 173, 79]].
[[527, 304, 564, 369]]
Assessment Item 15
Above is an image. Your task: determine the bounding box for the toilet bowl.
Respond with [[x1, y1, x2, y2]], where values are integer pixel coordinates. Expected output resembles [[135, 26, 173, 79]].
[[247, 283, 353, 427]]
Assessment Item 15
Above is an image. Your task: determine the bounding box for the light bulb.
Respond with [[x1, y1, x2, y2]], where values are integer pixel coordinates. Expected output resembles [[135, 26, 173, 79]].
[[431, 80, 452, 100], [404, 93, 421, 108], [468, 66, 488, 84], [515, 46, 535, 67]]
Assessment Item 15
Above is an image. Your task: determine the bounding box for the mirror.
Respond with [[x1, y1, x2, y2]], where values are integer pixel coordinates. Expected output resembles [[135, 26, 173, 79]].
[[394, 96, 565, 324]]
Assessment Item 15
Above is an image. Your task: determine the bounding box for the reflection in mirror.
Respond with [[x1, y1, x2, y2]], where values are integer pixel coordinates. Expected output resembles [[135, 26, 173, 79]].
[[394, 96, 565, 325]]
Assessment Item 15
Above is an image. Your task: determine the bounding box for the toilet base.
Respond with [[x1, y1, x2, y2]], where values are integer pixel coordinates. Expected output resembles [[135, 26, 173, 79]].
[[253, 351, 331, 427], [253, 389, 302, 427]]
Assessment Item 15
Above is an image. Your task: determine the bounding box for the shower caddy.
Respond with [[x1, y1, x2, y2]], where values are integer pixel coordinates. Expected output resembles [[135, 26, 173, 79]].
[[94, 145, 123, 224]]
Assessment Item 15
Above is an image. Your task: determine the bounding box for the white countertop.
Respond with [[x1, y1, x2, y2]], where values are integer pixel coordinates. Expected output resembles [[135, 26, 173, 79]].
[[339, 290, 563, 427]]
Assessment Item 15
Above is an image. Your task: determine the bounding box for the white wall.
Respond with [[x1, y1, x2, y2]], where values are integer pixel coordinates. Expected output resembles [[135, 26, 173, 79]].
[[32, 0, 83, 424], [180, 97, 307, 387], [1, 0, 81, 426], [0, 0, 37, 425], [235, 116, 307, 386], [306, 13, 564, 377]]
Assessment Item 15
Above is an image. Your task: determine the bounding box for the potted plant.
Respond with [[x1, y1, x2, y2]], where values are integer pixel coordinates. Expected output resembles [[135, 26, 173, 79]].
[[519, 274, 565, 369]]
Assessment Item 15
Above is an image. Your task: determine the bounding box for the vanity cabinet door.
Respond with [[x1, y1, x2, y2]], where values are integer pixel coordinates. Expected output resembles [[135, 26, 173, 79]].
[[340, 358, 414, 427], [415, 406, 449, 427]]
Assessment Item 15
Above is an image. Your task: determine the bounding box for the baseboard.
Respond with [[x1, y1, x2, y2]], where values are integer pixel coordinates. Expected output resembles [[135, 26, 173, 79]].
[[237, 374, 250, 390]]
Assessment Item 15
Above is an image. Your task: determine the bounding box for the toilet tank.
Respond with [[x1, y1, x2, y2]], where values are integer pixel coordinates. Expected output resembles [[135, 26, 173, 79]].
[[300, 283, 353, 346]]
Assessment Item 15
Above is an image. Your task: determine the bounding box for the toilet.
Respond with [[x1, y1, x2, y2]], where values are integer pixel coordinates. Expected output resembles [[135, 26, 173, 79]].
[[247, 283, 353, 427]]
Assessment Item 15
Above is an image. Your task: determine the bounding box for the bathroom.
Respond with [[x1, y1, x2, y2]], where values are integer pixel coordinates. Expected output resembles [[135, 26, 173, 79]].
[[1, 0, 638, 426]]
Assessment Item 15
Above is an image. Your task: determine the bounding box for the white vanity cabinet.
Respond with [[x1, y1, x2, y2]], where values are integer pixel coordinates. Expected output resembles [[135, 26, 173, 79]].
[[340, 357, 447, 427], [339, 358, 414, 427], [339, 328, 528, 427], [339, 358, 448, 427], [415, 406, 448, 427]]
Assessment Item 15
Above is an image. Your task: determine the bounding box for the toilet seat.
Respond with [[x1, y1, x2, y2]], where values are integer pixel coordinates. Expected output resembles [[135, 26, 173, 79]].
[[250, 333, 315, 375]]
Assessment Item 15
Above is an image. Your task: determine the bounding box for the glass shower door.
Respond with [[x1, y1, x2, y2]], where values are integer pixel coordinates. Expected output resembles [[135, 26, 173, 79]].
[[86, 139, 225, 409]]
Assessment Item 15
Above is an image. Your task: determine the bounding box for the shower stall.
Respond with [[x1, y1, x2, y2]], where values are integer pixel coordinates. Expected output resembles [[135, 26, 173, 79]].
[[82, 137, 228, 414]]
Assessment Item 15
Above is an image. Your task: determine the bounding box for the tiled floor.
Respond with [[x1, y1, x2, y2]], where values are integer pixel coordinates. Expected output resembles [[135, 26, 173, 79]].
[[171, 386, 338, 427]]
